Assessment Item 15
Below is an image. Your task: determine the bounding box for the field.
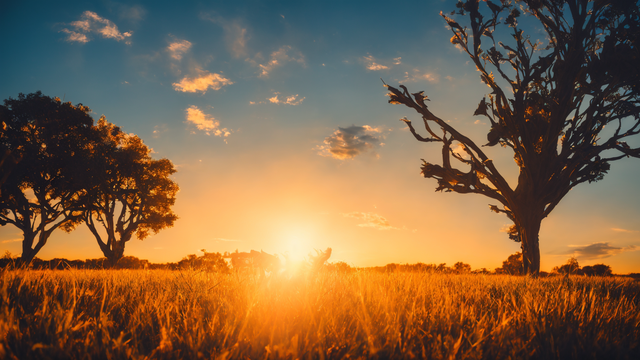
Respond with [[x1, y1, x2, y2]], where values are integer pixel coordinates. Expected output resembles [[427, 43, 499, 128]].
[[1, 269, 639, 359]]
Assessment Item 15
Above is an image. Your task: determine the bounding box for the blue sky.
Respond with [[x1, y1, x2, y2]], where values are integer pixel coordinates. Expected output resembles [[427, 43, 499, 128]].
[[2, 0, 639, 273]]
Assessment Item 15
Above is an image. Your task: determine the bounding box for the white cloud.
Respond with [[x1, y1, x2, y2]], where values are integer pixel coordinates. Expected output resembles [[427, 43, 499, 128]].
[[317, 125, 385, 160], [167, 39, 192, 61], [185, 105, 230, 138], [173, 70, 233, 93], [362, 55, 389, 71], [393, 57, 402, 65], [252, 46, 306, 78], [61, 11, 132, 44]]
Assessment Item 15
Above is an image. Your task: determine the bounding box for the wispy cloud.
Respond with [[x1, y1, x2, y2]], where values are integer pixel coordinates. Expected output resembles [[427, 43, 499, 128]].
[[402, 69, 440, 83], [213, 238, 242, 242], [250, 46, 305, 78], [185, 105, 230, 138], [173, 70, 233, 93], [317, 125, 385, 160], [565, 242, 638, 260], [1, 238, 22, 244], [116, 4, 146, 23], [60, 11, 132, 44], [167, 39, 192, 61], [611, 227, 638, 233], [202, 14, 249, 58], [342, 212, 412, 231], [362, 55, 389, 71]]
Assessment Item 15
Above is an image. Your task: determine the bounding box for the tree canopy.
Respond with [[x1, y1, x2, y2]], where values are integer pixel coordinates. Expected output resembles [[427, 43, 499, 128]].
[[386, 0, 640, 274]]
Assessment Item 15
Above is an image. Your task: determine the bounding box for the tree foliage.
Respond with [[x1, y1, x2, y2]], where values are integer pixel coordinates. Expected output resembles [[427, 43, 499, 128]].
[[386, 0, 640, 275], [0, 92, 93, 265]]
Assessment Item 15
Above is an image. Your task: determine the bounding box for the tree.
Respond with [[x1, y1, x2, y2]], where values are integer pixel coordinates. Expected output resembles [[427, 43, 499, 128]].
[[453, 261, 472, 273], [581, 263, 612, 276], [495, 252, 523, 275], [553, 257, 581, 275], [81, 119, 179, 266], [386, 0, 640, 275], [0, 92, 93, 265]]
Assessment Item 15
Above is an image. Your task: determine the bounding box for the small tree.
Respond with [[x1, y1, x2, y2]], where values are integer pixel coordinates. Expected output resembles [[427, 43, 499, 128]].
[[495, 252, 523, 275], [581, 264, 612, 276], [553, 257, 581, 275], [82, 119, 179, 266], [453, 261, 472, 273], [0, 92, 93, 265], [386, 0, 640, 275]]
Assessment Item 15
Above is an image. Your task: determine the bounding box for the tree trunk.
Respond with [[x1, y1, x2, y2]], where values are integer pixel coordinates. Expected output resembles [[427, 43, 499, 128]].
[[20, 232, 38, 267], [518, 216, 542, 276], [20, 231, 48, 267]]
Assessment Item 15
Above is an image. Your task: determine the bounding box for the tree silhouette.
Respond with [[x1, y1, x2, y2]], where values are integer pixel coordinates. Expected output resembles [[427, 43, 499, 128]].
[[495, 252, 523, 275], [581, 264, 612, 276], [0, 92, 93, 265], [386, 0, 640, 274], [81, 119, 179, 266], [553, 257, 581, 275]]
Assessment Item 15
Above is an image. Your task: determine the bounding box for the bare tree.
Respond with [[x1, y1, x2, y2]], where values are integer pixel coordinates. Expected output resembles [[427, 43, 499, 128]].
[[386, 0, 640, 274]]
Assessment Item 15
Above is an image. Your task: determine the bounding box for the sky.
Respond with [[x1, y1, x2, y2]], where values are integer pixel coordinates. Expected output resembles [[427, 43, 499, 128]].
[[1, 0, 639, 273]]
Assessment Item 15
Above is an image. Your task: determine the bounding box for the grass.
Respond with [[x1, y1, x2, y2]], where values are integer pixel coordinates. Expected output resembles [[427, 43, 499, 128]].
[[1, 269, 639, 359]]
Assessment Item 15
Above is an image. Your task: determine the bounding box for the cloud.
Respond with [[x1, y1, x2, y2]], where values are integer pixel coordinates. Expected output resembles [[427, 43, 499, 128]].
[[61, 11, 132, 44], [167, 39, 192, 61], [117, 5, 146, 23], [173, 70, 233, 93], [251, 46, 306, 77], [317, 125, 385, 160], [268, 92, 305, 105], [611, 228, 637, 233], [184, 105, 230, 138], [565, 242, 638, 260], [1, 238, 22, 244], [342, 212, 409, 231], [213, 238, 242, 242], [362, 55, 389, 70], [402, 70, 439, 83], [201, 14, 249, 58], [393, 57, 402, 65]]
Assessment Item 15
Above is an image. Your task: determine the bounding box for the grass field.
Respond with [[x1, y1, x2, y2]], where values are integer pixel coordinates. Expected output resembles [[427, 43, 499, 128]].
[[1, 269, 639, 359]]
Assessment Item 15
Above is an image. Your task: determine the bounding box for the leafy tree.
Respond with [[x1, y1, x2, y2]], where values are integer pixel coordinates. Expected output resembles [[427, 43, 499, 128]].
[[453, 261, 472, 273], [386, 0, 640, 275], [581, 264, 612, 276], [495, 252, 523, 275], [553, 257, 581, 275], [81, 119, 179, 266], [0, 92, 93, 265]]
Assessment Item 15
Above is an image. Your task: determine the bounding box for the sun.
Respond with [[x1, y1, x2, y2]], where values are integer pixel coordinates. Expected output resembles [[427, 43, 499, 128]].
[[282, 228, 312, 263]]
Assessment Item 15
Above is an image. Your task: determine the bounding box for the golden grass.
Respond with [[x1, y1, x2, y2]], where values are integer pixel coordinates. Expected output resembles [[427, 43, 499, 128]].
[[1, 269, 639, 359]]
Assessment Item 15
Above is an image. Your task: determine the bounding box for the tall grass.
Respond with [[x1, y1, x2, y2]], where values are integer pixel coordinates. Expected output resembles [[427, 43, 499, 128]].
[[1, 269, 638, 359]]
